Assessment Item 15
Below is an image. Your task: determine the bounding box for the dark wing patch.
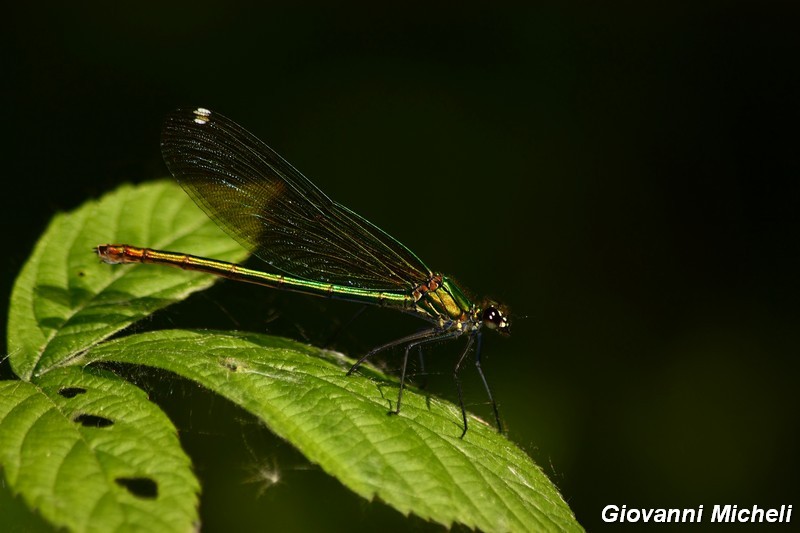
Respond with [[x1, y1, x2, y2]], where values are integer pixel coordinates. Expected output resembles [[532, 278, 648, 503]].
[[161, 108, 432, 291]]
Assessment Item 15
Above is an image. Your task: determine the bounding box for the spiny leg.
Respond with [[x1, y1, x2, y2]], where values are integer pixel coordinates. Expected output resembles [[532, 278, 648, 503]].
[[346, 328, 442, 376], [474, 332, 503, 434], [416, 346, 428, 390], [392, 331, 462, 416], [453, 334, 477, 439], [393, 344, 412, 415]]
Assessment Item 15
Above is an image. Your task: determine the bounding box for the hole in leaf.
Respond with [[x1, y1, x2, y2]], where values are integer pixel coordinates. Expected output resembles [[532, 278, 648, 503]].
[[59, 387, 87, 398], [221, 360, 238, 372], [115, 477, 158, 499], [73, 414, 114, 428]]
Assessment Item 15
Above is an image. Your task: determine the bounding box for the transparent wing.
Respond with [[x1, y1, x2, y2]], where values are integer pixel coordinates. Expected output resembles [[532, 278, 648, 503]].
[[160, 107, 432, 291]]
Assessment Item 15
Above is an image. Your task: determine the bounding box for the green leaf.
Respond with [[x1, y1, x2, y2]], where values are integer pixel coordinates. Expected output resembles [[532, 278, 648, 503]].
[[0, 367, 199, 532], [83, 329, 581, 532], [4, 180, 582, 531], [7, 180, 249, 380]]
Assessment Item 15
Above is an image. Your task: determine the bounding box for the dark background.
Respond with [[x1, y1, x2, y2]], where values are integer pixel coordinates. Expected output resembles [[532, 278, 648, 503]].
[[3, 3, 798, 531]]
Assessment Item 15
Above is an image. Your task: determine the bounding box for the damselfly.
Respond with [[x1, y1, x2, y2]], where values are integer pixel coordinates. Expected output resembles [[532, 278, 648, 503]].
[[97, 107, 511, 437]]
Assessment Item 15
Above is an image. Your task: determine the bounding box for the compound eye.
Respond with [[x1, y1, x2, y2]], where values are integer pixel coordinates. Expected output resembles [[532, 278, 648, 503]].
[[482, 306, 501, 328], [482, 305, 510, 334], [483, 307, 497, 328]]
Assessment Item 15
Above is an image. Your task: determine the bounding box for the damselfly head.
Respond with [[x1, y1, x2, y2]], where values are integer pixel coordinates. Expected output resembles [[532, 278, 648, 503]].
[[481, 303, 510, 335]]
